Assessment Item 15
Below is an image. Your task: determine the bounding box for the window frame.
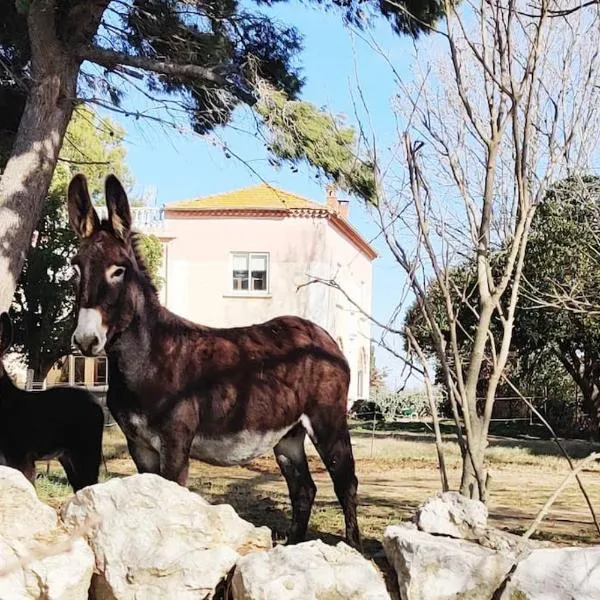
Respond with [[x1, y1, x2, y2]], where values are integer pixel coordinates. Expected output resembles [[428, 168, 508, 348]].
[[229, 251, 270, 295], [94, 357, 108, 386], [73, 356, 86, 386]]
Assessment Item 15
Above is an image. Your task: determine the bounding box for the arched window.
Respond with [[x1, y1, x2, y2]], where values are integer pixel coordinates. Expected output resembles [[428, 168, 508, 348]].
[[357, 348, 367, 399]]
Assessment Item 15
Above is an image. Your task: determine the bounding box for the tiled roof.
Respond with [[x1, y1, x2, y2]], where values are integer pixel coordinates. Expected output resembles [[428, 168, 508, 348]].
[[167, 183, 326, 212], [165, 183, 378, 260]]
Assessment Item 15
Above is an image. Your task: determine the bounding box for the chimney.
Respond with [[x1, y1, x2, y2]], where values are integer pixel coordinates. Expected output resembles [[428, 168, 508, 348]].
[[325, 183, 349, 219], [338, 199, 349, 219], [326, 183, 338, 210]]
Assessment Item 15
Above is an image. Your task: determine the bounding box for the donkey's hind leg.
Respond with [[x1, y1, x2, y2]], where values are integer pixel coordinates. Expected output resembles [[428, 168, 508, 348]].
[[274, 423, 317, 545], [306, 413, 361, 551]]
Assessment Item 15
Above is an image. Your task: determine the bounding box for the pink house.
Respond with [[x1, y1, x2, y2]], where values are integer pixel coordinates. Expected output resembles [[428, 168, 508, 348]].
[[43, 183, 376, 406], [160, 183, 377, 403]]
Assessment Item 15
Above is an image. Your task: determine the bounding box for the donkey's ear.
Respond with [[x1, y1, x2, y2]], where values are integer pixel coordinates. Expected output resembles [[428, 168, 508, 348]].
[[105, 175, 131, 240], [68, 174, 99, 238], [0, 313, 12, 355]]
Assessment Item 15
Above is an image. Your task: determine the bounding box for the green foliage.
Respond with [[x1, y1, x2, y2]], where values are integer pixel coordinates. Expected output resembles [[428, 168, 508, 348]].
[[10, 107, 130, 379], [10, 188, 77, 379], [405, 176, 600, 435], [1, 0, 443, 197], [135, 233, 164, 290], [516, 176, 600, 363], [257, 89, 377, 204], [51, 106, 131, 198], [515, 176, 600, 434], [404, 262, 480, 356], [373, 387, 444, 420]]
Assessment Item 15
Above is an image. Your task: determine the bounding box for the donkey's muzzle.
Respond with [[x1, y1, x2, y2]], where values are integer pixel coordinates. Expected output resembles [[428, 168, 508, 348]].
[[72, 308, 107, 356], [73, 333, 101, 357]]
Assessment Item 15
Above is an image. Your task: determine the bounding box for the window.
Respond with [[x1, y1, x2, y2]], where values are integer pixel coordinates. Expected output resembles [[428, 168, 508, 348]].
[[73, 356, 86, 386], [357, 348, 367, 398], [94, 357, 108, 386], [231, 252, 269, 293], [357, 371, 364, 399]]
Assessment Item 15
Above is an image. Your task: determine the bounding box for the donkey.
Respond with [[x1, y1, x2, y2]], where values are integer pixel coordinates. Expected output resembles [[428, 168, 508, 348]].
[[67, 173, 361, 549], [0, 313, 104, 491]]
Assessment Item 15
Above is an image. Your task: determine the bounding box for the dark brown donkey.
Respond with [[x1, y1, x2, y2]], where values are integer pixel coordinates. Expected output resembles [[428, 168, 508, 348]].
[[67, 173, 361, 549], [0, 312, 104, 491]]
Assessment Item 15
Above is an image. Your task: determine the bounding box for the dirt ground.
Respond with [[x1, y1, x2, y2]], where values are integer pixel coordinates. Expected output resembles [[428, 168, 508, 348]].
[[36, 422, 600, 598]]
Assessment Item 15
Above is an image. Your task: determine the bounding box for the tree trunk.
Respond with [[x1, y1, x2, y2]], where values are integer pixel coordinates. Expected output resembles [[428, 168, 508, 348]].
[[0, 1, 81, 312], [459, 412, 488, 501], [32, 357, 56, 385], [582, 385, 600, 442]]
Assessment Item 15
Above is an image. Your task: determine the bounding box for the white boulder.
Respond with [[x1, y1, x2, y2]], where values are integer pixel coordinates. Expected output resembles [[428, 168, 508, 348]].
[[500, 546, 600, 600], [62, 473, 272, 600], [0, 466, 94, 600], [415, 491, 488, 540], [383, 524, 513, 600], [231, 539, 391, 600]]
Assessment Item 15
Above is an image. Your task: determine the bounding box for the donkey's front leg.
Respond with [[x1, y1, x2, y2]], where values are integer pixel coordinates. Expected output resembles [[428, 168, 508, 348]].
[[159, 430, 193, 486]]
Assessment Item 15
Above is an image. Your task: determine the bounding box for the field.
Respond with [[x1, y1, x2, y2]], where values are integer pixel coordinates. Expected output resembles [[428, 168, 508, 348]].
[[35, 420, 600, 596]]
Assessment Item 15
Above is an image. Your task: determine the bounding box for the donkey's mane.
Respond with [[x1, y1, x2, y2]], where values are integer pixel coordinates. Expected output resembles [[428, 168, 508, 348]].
[[131, 231, 159, 297], [97, 219, 159, 297]]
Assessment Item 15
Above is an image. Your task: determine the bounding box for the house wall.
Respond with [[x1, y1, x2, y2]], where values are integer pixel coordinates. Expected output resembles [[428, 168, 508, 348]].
[[162, 213, 373, 401]]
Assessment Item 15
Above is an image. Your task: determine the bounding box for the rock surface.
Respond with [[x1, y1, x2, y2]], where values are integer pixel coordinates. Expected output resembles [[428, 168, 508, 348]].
[[0, 466, 94, 600], [383, 524, 514, 600], [231, 539, 391, 600], [62, 473, 272, 600], [415, 491, 488, 540], [500, 546, 600, 600]]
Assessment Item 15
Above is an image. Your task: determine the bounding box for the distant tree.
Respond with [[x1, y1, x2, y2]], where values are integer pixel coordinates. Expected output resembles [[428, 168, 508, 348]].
[[135, 233, 164, 290], [10, 188, 76, 381], [404, 176, 600, 439], [0, 0, 444, 313], [515, 176, 600, 439], [9, 107, 133, 381], [369, 343, 387, 393]]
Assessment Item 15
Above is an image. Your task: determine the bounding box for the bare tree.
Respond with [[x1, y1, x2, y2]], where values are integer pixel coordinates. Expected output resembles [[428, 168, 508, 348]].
[[367, 0, 600, 501]]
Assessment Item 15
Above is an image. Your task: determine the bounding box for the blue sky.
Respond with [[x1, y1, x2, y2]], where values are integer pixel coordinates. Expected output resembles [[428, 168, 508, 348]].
[[103, 2, 439, 388]]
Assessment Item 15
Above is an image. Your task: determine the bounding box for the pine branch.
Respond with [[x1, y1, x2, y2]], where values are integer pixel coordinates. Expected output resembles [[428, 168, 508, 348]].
[[75, 45, 256, 105]]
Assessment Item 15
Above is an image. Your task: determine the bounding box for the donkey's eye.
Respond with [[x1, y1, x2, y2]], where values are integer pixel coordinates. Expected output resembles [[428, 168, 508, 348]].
[[106, 265, 126, 283], [72, 264, 81, 279]]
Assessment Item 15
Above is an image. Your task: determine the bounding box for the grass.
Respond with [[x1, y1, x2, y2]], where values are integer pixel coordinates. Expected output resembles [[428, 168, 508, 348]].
[[32, 420, 600, 599]]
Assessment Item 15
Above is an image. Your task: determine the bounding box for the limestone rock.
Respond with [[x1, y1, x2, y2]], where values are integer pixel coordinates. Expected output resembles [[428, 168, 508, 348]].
[[383, 524, 513, 600], [415, 491, 488, 540], [62, 473, 272, 600], [0, 466, 94, 600], [231, 539, 391, 600], [501, 546, 600, 600]]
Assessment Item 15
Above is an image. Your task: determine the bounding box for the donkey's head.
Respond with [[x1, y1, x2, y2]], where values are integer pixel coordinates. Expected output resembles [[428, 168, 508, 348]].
[[0, 312, 13, 377], [68, 174, 148, 356]]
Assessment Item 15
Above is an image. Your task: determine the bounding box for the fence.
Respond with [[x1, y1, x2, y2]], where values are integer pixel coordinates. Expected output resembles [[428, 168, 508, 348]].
[[348, 393, 557, 458]]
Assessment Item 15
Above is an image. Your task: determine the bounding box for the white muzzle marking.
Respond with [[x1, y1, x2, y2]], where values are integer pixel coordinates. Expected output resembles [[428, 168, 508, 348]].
[[73, 308, 107, 356]]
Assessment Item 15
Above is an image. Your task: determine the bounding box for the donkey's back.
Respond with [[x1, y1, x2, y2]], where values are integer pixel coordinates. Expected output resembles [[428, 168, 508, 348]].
[[0, 385, 104, 460], [0, 384, 104, 491]]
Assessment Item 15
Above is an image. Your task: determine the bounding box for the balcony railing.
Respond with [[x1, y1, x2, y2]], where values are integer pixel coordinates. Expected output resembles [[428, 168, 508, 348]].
[[95, 206, 165, 231]]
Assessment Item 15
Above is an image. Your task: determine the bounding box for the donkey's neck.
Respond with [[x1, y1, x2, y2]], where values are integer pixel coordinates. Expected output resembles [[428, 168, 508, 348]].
[[108, 296, 182, 388]]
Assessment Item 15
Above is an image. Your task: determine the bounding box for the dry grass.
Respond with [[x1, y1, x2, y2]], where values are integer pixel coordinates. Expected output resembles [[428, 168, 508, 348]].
[[35, 422, 600, 581]]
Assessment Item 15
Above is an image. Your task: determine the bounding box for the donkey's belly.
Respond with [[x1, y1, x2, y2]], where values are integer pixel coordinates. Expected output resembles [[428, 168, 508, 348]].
[[191, 427, 293, 466]]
